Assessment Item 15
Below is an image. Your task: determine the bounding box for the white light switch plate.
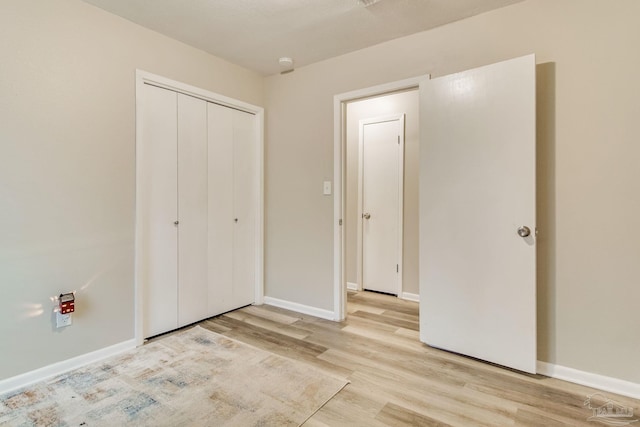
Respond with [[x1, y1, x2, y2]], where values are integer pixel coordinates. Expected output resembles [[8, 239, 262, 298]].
[[323, 181, 332, 195]]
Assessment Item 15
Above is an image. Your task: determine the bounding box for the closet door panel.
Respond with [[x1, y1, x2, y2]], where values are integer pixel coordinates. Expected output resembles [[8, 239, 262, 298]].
[[177, 94, 209, 326], [207, 103, 234, 314], [232, 110, 257, 307], [140, 84, 178, 338]]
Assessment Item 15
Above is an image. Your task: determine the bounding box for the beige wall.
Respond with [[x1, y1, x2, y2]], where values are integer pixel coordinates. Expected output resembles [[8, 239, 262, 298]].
[[264, 0, 640, 383], [345, 91, 420, 296], [0, 0, 263, 380]]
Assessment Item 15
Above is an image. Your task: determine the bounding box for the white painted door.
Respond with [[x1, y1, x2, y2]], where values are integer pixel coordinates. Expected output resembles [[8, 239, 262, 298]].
[[177, 93, 209, 327], [140, 84, 178, 338], [419, 54, 537, 373], [360, 115, 404, 295]]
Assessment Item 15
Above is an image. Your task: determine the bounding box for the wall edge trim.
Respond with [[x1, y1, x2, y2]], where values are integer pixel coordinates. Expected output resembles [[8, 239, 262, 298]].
[[400, 292, 420, 302], [537, 360, 640, 399], [263, 296, 335, 321], [0, 339, 136, 395]]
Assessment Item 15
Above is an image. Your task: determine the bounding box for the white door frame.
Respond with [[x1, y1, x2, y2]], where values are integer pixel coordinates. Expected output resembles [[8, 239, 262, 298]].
[[134, 70, 264, 345], [332, 75, 428, 321], [357, 114, 405, 296]]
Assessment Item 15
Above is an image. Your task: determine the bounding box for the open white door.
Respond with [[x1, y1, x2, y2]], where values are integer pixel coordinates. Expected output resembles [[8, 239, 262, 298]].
[[419, 55, 537, 373]]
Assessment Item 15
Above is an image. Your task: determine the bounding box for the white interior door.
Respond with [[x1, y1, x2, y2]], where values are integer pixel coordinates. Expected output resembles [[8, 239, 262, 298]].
[[360, 115, 404, 295], [140, 84, 178, 338], [419, 54, 537, 373], [177, 93, 209, 327]]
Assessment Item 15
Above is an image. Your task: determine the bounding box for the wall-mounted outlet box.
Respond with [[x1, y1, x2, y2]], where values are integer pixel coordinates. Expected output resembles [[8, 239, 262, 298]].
[[56, 311, 72, 328]]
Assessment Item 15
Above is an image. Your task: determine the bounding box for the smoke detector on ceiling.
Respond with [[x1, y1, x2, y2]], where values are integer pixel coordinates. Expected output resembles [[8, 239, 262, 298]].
[[279, 57, 294, 74], [358, 0, 383, 6]]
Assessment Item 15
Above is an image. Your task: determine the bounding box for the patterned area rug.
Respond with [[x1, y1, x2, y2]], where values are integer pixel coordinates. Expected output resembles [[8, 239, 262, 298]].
[[0, 326, 348, 426]]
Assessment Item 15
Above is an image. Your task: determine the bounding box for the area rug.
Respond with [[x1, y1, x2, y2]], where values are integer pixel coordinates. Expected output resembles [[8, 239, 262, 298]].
[[0, 326, 348, 426]]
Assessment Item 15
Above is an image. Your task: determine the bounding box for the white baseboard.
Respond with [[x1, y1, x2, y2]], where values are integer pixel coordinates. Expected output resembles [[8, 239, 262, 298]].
[[400, 292, 420, 302], [537, 361, 640, 400], [347, 282, 358, 291], [0, 339, 136, 395], [263, 296, 335, 321]]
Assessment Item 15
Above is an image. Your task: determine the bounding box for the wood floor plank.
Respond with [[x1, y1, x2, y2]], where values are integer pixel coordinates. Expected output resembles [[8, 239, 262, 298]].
[[340, 324, 424, 353], [223, 309, 312, 340], [240, 304, 301, 325], [347, 302, 386, 315], [208, 314, 327, 358], [375, 402, 453, 427], [514, 405, 593, 426], [378, 309, 419, 323], [349, 310, 419, 331], [395, 327, 420, 340]]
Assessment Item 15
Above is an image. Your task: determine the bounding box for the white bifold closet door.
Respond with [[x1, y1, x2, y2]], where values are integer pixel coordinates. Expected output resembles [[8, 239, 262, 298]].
[[207, 103, 256, 315], [140, 84, 256, 339]]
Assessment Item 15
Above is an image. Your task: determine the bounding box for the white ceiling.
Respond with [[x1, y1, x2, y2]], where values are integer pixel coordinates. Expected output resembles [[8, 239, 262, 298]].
[[81, 0, 524, 76]]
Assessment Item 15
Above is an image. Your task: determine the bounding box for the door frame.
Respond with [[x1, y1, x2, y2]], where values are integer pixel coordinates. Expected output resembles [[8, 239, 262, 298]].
[[332, 75, 428, 321], [134, 70, 264, 345], [357, 114, 405, 296]]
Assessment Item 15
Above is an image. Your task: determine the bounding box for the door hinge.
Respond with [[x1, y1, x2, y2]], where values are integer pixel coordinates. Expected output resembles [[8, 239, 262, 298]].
[[397, 135, 400, 144], [339, 219, 343, 226], [396, 264, 399, 273]]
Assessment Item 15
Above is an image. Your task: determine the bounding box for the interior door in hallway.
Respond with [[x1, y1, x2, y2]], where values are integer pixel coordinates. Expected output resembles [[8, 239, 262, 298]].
[[360, 115, 404, 295]]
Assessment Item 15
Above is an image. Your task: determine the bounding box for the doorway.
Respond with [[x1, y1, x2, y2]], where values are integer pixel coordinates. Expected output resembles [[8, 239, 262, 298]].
[[333, 55, 537, 374], [334, 77, 425, 320]]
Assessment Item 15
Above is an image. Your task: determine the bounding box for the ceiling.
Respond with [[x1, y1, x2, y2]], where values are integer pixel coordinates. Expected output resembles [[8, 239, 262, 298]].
[[81, 0, 524, 76]]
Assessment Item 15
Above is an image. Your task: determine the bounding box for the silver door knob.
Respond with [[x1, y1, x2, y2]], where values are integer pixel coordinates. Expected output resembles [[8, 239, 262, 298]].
[[363, 213, 371, 220], [517, 226, 531, 237]]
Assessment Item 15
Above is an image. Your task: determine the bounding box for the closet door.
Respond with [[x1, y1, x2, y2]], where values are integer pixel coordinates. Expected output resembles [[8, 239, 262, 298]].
[[140, 84, 178, 338], [177, 94, 209, 326], [232, 110, 257, 308], [207, 103, 256, 313], [207, 103, 234, 314]]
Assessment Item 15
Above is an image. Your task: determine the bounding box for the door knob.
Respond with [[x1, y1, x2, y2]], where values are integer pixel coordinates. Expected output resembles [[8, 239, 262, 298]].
[[517, 226, 531, 237], [174, 221, 179, 225], [363, 213, 371, 220]]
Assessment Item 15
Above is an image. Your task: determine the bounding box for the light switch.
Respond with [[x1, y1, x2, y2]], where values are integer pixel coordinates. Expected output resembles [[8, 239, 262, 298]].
[[323, 181, 332, 195]]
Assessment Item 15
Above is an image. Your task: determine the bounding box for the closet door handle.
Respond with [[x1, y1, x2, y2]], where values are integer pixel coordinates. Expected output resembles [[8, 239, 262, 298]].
[[174, 221, 179, 225], [234, 218, 238, 223]]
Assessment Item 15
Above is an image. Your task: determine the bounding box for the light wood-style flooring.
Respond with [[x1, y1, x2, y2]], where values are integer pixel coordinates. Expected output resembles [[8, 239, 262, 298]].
[[196, 291, 638, 426]]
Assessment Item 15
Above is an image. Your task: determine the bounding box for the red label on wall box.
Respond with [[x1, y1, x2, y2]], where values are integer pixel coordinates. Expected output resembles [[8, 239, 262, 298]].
[[60, 302, 74, 314], [59, 293, 75, 314]]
